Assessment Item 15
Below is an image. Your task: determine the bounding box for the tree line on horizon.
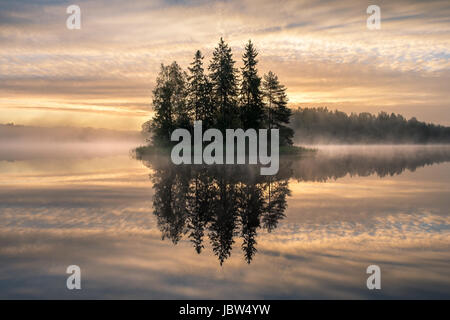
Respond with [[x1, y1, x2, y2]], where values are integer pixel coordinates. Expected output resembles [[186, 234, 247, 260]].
[[143, 38, 294, 147], [290, 107, 450, 144]]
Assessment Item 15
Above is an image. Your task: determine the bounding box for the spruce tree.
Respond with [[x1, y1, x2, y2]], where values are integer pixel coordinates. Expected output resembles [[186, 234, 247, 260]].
[[263, 71, 294, 146], [187, 50, 214, 128], [240, 40, 265, 130], [208, 38, 240, 130]]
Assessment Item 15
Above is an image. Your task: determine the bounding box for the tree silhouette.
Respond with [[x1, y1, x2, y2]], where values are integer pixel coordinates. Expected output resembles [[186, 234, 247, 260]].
[[240, 40, 265, 130], [263, 71, 294, 146], [145, 39, 295, 147], [290, 107, 450, 144], [150, 62, 188, 146], [187, 50, 214, 128], [208, 38, 240, 131]]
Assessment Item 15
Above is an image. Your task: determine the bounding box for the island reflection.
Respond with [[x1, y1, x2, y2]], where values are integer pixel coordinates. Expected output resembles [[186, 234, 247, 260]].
[[138, 145, 450, 265], [141, 159, 291, 265]]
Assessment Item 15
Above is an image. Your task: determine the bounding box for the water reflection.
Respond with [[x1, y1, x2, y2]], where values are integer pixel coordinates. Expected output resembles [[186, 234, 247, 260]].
[[139, 145, 450, 265], [143, 160, 291, 264], [290, 145, 450, 181], [1, 145, 449, 298]]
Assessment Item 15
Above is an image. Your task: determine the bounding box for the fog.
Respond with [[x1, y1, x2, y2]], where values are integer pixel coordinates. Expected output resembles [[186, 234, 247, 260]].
[[0, 123, 144, 160]]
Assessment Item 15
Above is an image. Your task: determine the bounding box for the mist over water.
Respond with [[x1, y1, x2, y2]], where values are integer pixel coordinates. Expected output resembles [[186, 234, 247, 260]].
[[0, 143, 449, 299], [0, 124, 144, 160]]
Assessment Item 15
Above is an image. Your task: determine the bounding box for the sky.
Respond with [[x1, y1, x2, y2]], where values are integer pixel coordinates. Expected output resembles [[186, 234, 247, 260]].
[[0, 0, 449, 130]]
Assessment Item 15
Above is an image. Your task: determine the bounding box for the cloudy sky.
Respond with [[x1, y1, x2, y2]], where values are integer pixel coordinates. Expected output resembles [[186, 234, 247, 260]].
[[1, 0, 449, 130]]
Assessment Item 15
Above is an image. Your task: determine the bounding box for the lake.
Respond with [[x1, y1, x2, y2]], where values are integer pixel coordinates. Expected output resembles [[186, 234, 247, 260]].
[[0, 144, 449, 299]]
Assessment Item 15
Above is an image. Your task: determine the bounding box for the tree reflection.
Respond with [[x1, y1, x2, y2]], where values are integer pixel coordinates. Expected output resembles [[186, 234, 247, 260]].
[[146, 160, 291, 265]]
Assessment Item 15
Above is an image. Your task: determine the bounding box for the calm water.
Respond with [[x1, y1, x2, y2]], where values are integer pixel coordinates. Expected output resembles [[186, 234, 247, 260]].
[[0, 144, 449, 299]]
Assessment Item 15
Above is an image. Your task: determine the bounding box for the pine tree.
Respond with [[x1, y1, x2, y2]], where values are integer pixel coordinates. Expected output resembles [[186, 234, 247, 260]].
[[187, 50, 214, 128], [240, 40, 265, 130], [263, 71, 294, 146], [150, 62, 188, 146], [208, 38, 240, 130]]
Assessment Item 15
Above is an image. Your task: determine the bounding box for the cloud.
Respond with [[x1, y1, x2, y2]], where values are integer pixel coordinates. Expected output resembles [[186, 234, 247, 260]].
[[0, 0, 449, 128]]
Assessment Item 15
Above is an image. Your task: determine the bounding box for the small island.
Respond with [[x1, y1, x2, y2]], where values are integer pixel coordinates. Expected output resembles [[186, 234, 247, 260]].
[[135, 38, 314, 160]]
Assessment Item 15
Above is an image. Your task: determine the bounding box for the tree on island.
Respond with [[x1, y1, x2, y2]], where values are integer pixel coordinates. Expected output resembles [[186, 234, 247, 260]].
[[208, 37, 240, 131], [187, 50, 214, 128], [146, 38, 294, 148], [150, 62, 189, 147], [240, 40, 266, 130], [263, 71, 294, 147]]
